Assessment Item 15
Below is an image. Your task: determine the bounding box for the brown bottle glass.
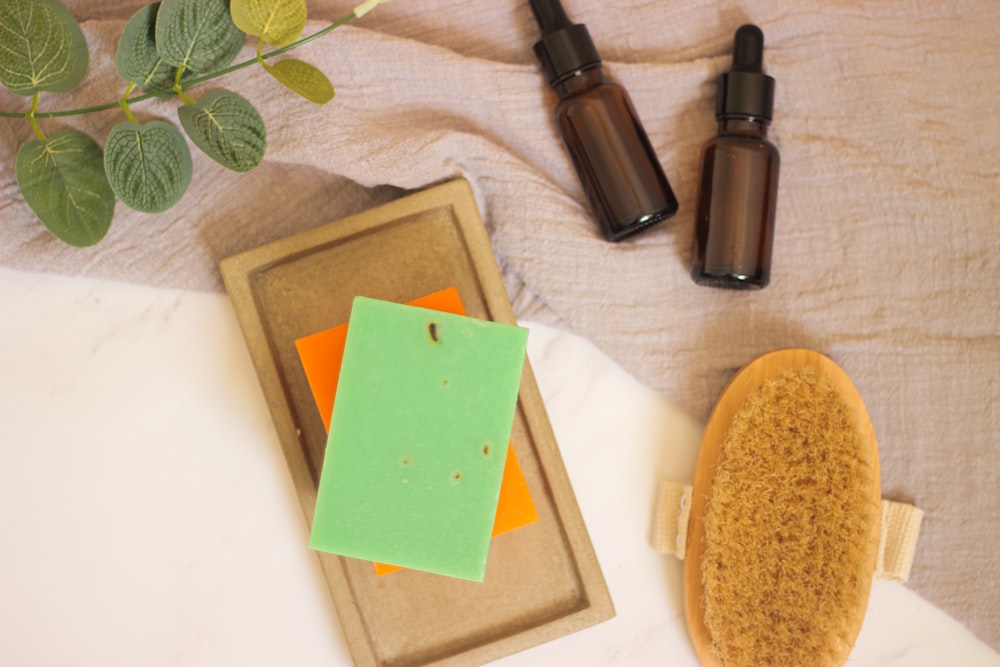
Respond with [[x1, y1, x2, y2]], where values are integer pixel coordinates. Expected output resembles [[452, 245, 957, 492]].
[[553, 65, 679, 241], [691, 117, 779, 288], [529, 0, 678, 241], [691, 24, 779, 289]]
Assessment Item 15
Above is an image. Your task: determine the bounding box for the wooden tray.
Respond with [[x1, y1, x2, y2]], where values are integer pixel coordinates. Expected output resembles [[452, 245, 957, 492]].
[[220, 178, 614, 666]]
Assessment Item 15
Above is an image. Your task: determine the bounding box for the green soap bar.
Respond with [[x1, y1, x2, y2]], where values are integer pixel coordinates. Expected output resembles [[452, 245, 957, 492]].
[[309, 296, 529, 581]]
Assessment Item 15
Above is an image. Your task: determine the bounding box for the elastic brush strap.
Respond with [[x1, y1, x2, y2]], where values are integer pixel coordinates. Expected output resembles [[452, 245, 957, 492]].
[[652, 482, 693, 558], [875, 500, 925, 582], [652, 480, 925, 583]]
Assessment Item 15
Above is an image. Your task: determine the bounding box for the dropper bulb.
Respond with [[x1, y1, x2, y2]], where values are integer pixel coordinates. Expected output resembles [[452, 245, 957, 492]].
[[529, 0, 600, 84], [529, 0, 571, 35], [715, 23, 774, 121], [732, 24, 764, 72]]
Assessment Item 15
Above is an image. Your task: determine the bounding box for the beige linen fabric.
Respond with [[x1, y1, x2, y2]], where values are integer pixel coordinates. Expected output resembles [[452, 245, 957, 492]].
[[2, 0, 998, 649]]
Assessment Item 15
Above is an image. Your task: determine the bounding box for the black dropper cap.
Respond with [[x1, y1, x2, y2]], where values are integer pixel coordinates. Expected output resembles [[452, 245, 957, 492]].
[[716, 24, 775, 121], [529, 0, 601, 84]]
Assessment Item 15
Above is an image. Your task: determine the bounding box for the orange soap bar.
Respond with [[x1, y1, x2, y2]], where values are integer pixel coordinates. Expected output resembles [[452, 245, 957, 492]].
[[295, 287, 538, 575]]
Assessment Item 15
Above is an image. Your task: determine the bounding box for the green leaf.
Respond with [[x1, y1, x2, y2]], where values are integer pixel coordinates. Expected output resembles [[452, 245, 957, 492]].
[[15, 130, 115, 247], [0, 0, 89, 96], [263, 59, 334, 105], [116, 2, 193, 95], [177, 90, 266, 172], [104, 120, 193, 213], [155, 0, 245, 74], [231, 0, 307, 47]]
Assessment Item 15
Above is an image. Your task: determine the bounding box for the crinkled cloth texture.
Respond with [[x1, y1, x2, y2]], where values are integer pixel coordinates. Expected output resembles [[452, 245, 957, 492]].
[[2, 0, 998, 650]]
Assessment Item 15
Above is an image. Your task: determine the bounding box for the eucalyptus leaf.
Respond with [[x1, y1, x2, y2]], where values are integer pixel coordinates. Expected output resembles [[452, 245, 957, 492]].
[[104, 121, 193, 213], [177, 91, 266, 172], [117, 2, 193, 94], [0, 0, 89, 96], [15, 131, 115, 247], [264, 59, 334, 105], [231, 0, 307, 47], [155, 0, 245, 74]]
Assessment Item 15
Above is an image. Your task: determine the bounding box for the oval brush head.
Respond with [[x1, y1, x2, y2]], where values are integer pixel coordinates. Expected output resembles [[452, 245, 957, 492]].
[[685, 349, 881, 667]]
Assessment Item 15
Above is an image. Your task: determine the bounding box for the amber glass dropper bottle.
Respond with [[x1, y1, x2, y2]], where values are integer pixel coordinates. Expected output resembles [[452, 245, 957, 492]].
[[691, 24, 779, 289], [529, 0, 678, 241]]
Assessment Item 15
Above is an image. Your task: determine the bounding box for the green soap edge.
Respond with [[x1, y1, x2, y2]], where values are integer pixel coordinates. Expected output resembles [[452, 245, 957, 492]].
[[309, 297, 529, 581]]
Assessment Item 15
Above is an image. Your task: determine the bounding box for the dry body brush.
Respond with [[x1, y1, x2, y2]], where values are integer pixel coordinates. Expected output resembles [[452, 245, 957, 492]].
[[701, 367, 880, 667]]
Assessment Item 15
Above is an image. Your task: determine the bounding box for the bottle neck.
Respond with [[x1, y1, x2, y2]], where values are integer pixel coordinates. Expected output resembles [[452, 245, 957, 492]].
[[717, 116, 770, 137], [552, 64, 604, 99]]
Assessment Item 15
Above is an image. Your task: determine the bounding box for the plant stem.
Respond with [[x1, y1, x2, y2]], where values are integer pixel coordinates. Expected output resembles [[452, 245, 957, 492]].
[[0, 10, 358, 120], [119, 82, 138, 123], [28, 93, 47, 141], [255, 38, 273, 76], [173, 67, 197, 105]]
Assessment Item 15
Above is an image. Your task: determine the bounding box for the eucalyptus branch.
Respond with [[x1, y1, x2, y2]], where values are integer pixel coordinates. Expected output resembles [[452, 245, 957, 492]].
[[2, 0, 385, 249], [0, 10, 356, 120]]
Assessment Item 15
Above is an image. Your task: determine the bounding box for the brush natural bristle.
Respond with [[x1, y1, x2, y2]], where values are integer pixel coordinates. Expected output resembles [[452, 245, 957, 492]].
[[701, 367, 879, 667]]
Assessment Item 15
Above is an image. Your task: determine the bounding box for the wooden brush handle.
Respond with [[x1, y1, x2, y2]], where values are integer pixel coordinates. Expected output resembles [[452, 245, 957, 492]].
[[683, 348, 880, 667]]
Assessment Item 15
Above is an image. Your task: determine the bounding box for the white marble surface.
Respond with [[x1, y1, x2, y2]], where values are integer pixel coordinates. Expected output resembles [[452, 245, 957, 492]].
[[1, 266, 996, 667]]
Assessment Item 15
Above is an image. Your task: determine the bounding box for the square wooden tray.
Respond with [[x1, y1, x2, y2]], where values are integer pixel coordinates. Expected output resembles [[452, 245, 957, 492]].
[[220, 178, 614, 666]]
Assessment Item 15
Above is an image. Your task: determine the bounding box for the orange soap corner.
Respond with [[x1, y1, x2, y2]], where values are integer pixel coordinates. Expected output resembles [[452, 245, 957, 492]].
[[493, 444, 539, 536]]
